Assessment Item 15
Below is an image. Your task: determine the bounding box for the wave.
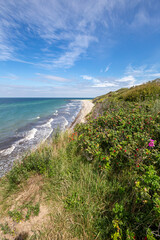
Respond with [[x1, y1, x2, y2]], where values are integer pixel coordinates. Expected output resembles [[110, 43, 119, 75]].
[[0, 145, 15, 156], [0, 128, 38, 156], [22, 128, 38, 142], [53, 110, 58, 114], [0, 100, 82, 177], [40, 118, 54, 128], [65, 111, 70, 115], [62, 116, 69, 128], [29, 116, 40, 120], [67, 103, 75, 106]]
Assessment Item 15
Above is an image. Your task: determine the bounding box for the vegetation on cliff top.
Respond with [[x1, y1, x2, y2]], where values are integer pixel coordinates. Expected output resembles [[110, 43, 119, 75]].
[[94, 78, 160, 103], [0, 79, 160, 240]]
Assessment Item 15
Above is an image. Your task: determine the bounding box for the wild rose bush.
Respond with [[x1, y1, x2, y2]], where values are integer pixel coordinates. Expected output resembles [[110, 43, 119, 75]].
[[75, 100, 160, 239]]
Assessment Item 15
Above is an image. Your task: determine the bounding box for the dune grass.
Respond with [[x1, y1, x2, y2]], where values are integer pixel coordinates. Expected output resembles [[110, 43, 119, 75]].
[[0, 80, 160, 240], [0, 130, 110, 239]]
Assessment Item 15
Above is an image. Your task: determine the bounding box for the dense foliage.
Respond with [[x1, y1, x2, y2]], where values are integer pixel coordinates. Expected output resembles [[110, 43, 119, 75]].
[[75, 98, 160, 239], [1, 80, 160, 240]]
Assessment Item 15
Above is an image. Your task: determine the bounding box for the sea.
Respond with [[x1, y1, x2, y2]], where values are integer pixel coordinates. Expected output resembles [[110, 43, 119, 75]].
[[0, 98, 82, 178]]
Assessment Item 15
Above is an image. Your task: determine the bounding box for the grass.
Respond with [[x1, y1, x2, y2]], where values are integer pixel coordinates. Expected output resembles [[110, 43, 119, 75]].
[[41, 132, 109, 239], [0, 222, 12, 234], [0, 79, 160, 239], [8, 202, 40, 222], [0, 130, 109, 239], [94, 79, 160, 103]]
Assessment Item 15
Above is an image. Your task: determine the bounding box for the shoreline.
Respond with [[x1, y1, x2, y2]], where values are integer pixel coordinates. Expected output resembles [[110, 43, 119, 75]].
[[70, 100, 94, 129], [0, 100, 93, 179]]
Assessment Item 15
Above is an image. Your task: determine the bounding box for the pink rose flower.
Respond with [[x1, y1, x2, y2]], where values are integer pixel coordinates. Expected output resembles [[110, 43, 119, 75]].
[[148, 139, 155, 147]]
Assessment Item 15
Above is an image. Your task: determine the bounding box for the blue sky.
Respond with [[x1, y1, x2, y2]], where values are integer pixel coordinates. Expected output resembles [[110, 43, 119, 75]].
[[0, 0, 160, 97]]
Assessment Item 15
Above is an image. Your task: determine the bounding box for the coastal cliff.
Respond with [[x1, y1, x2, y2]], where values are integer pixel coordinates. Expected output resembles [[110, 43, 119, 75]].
[[0, 80, 160, 240]]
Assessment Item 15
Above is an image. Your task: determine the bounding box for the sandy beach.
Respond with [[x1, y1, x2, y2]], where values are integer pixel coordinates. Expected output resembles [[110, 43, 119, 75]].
[[70, 100, 94, 129]]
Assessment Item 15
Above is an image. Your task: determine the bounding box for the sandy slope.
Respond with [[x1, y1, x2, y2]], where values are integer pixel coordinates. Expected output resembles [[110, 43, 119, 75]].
[[70, 100, 94, 129]]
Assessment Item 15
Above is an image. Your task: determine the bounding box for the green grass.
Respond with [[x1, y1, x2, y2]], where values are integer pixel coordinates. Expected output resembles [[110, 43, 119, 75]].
[[8, 209, 23, 223], [0, 222, 12, 234], [41, 133, 109, 239], [94, 79, 160, 103], [0, 80, 160, 239], [0, 131, 109, 239], [7, 202, 40, 222]]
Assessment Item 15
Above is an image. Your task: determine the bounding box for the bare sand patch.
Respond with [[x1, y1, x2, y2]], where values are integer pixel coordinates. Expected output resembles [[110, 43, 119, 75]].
[[0, 175, 49, 240]]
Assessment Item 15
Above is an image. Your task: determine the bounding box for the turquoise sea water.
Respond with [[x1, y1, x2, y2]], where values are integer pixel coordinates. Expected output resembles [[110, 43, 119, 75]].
[[0, 98, 82, 177]]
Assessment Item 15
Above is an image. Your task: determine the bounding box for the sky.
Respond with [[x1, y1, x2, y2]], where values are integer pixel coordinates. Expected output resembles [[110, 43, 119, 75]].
[[0, 0, 160, 97]]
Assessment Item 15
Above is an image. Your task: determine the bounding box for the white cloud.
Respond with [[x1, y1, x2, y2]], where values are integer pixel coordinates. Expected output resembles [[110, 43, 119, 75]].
[[116, 75, 136, 87], [81, 75, 95, 81], [114, 64, 160, 88], [105, 64, 111, 72], [117, 75, 135, 82], [130, 5, 160, 30], [0, 84, 56, 97], [52, 36, 96, 68], [149, 73, 160, 77], [92, 82, 117, 87], [0, 73, 18, 80], [81, 75, 100, 83], [125, 64, 160, 79], [0, 0, 107, 67], [0, 40, 15, 61], [81, 74, 117, 88], [1, 0, 159, 68], [36, 73, 70, 82]]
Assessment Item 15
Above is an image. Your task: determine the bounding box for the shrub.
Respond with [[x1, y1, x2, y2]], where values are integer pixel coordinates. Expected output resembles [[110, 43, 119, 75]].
[[75, 99, 160, 239]]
